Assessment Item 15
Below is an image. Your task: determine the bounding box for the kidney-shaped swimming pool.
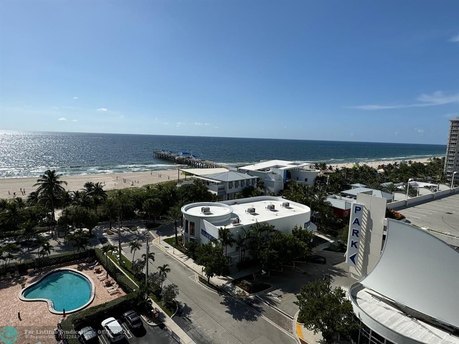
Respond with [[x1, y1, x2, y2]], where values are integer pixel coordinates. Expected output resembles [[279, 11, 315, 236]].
[[20, 268, 95, 314]]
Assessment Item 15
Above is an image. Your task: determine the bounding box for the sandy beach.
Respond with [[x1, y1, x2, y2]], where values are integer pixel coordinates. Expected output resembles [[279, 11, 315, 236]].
[[0, 169, 180, 200], [0, 157, 439, 200], [330, 157, 434, 170]]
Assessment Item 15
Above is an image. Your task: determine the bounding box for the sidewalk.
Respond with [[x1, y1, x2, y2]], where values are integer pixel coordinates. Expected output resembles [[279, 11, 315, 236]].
[[145, 297, 195, 344], [293, 311, 322, 344], [154, 236, 330, 344], [154, 236, 235, 290], [107, 237, 195, 344]]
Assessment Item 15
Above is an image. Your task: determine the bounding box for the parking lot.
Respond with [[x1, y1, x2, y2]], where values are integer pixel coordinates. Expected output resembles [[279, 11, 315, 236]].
[[84, 317, 177, 344]]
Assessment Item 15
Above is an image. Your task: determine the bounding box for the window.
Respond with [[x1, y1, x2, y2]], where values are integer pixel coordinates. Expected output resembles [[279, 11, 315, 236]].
[[229, 181, 233, 189], [235, 181, 239, 188], [184, 220, 189, 233], [189, 221, 195, 236], [304, 178, 308, 182], [241, 180, 245, 187]]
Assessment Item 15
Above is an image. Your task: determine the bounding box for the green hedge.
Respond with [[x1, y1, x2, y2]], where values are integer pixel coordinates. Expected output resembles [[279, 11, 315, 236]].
[[95, 248, 138, 293], [0, 249, 94, 276]]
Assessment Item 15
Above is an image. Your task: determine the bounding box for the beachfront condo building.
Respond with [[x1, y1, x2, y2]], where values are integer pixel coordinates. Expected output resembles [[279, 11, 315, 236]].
[[445, 118, 459, 181], [181, 196, 312, 263], [178, 168, 258, 201], [238, 160, 320, 194]]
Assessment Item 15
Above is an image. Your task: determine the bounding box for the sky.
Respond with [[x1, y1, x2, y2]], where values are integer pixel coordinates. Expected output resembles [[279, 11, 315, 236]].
[[0, 0, 458, 144]]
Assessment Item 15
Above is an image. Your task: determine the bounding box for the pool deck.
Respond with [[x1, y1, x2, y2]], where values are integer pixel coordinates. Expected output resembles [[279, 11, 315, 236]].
[[0, 262, 126, 344]]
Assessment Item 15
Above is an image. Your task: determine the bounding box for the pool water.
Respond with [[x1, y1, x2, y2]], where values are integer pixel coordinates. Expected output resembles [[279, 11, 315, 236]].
[[22, 270, 93, 313]]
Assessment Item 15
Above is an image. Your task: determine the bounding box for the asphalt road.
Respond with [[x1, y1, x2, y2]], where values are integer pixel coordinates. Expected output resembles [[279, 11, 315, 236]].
[[118, 235, 297, 344]]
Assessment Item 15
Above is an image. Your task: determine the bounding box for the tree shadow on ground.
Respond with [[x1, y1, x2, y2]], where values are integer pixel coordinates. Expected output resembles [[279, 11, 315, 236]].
[[219, 293, 264, 322]]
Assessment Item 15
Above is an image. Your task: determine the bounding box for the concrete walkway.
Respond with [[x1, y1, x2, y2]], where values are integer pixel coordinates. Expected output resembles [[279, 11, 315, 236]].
[[293, 311, 323, 344], [154, 236, 237, 291], [146, 297, 195, 344], [106, 234, 195, 344]]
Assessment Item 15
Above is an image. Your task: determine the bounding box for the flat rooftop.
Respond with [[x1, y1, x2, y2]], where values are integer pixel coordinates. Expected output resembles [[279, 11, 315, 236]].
[[180, 167, 229, 176], [223, 197, 310, 228], [239, 160, 315, 172], [399, 193, 459, 247]]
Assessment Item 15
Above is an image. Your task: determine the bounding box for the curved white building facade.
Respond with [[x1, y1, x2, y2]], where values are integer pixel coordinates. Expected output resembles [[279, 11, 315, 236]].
[[181, 196, 312, 262], [350, 219, 459, 344]]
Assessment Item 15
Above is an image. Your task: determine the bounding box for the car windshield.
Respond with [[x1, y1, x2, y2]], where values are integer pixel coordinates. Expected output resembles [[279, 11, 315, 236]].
[[107, 320, 122, 335]]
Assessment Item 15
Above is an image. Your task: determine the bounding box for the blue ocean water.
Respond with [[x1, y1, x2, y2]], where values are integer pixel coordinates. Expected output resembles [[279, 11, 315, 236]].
[[0, 131, 446, 178]]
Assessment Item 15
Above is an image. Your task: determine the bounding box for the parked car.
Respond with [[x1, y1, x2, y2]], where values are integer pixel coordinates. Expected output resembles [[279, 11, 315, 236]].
[[101, 318, 125, 343], [307, 254, 327, 264], [77, 326, 98, 344], [122, 310, 143, 330]]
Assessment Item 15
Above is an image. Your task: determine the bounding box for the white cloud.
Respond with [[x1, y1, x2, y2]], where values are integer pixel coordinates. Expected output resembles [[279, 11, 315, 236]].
[[97, 108, 108, 112], [58, 117, 67, 121], [71, 119, 78, 122], [415, 128, 425, 134], [73, 96, 79, 100], [349, 91, 459, 110], [194, 122, 210, 126], [176, 121, 185, 127], [449, 34, 459, 43]]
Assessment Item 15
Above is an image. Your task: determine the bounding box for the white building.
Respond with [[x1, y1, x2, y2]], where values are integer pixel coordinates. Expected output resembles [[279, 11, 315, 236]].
[[238, 160, 320, 193], [341, 187, 394, 202], [345, 195, 459, 344], [179, 168, 258, 201], [350, 219, 459, 344], [445, 117, 459, 181], [181, 196, 312, 263]]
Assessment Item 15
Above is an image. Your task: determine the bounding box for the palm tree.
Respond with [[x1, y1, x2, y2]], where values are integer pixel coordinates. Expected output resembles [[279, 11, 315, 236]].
[[85, 182, 107, 214], [102, 244, 115, 266], [235, 229, 249, 262], [34, 170, 67, 229], [141, 251, 155, 264], [39, 241, 52, 259], [218, 227, 235, 257], [157, 263, 170, 289], [167, 205, 183, 246], [157, 263, 170, 280], [129, 241, 141, 261]]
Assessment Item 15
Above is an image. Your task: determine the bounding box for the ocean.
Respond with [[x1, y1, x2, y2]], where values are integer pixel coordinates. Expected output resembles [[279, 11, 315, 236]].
[[0, 131, 446, 178]]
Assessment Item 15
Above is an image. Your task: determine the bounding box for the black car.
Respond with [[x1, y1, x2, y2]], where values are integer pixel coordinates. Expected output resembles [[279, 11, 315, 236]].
[[122, 310, 143, 330], [77, 326, 98, 344], [307, 254, 327, 264]]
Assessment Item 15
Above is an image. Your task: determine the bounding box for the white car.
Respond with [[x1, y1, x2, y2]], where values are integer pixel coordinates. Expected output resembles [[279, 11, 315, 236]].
[[101, 317, 125, 343]]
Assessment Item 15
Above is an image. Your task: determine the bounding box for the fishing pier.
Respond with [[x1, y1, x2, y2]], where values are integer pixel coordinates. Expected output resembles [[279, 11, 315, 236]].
[[154, 150, 221, 168]]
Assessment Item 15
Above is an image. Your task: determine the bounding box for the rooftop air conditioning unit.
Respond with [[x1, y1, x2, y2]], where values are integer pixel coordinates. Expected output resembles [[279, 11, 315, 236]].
[[232, 217, 240, 225], [267, 204, 275, 211], [201, 206, 211, 214], [247, 207, 256, 214], [282, 202, 290, 208]]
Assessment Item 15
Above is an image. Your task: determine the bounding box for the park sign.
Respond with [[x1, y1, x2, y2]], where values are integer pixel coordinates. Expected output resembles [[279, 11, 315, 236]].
[[346, 203, 364, 267]]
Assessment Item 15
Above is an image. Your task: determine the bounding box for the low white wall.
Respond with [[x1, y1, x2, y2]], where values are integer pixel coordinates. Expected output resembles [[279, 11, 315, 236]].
[[388, 187, 459, 210]]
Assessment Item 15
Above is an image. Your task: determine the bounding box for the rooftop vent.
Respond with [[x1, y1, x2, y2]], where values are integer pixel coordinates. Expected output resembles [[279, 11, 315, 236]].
[[282, 202, 290, 208], [201, 206, 211, 214], [247, 207, 256, 214], [232, 217, 240, 225], [267, 204, 275, 211]]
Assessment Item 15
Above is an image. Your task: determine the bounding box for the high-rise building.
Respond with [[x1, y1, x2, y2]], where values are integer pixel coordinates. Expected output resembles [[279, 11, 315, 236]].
[[445, 118, 459, 181]]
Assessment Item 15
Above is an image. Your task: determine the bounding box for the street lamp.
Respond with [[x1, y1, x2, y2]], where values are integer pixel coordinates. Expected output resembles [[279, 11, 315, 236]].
[[406, 178, 414, 200], [451, 171, 458, 189]]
